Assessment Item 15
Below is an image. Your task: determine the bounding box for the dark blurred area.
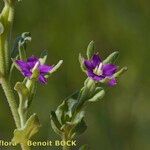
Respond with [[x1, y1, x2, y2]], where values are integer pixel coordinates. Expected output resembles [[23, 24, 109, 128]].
[[0, 0, 150, 149]]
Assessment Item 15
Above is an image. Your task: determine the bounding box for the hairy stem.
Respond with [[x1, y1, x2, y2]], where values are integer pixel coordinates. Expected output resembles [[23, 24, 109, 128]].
[[1, 78, 20, 128], [0, 1, 15, 76]]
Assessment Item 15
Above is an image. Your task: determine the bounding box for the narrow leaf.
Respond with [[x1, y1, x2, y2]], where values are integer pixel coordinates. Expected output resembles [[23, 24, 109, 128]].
[[86, 41, 94, 59], [103, 51, 119, 64], [113, 66, 128, 78], [40, 50, 48, 64], [79, 145, 88, 150], [88, 88, 105, 102], [51, 111, 62, 135], [79, 53, 86, 72]]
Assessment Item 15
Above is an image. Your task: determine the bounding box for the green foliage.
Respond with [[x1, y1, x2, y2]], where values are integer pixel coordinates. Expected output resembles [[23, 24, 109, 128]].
[[88, 87, 105, 102], [79, 145, 88, 150], [79, 53, 86, 72], [50, 41, 127, 150], [12, 114, 41, 144], [86, 41, 95, 59], [103, 51, 119, 64], [11, 32, 31, 59], [0, 22, 4, 35], [114, 66, 128, 78]]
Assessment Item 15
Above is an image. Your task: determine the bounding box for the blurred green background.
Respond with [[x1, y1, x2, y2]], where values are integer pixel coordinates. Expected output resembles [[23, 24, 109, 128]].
[[0, 0, 150, 150]]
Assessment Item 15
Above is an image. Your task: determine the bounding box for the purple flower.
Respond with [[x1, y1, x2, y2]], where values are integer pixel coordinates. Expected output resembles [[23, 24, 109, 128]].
[[84, 54, 118, 86], [16, 56, 53, 84]]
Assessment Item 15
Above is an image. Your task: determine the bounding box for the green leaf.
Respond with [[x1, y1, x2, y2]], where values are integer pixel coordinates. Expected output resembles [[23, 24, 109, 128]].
[[103, 51, 119, 64], [72, 111, 85, 124], [27, 83, 37, 108], [70, 118, 87, 138], [88, 87, 105, 102], [12, 114, 41, 144], [50, 111, 62, 135], [14, 82, 29, 99], [49, 60, 63, 74], [86, 41, 94, 59], [0, 22, 4, 35], [79, 53, 86, 72], [113, 66, 128, 78], [55, 100, 68, 124], [11, 32, 31, 60], [66, 98, 77, 118], [40, 50, 48, 64], [79, 145, 88, 150]]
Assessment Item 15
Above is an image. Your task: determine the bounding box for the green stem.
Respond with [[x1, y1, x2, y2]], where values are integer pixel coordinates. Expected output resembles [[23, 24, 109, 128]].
[[18, 96, 27, 127], [62, 133, 70, 150], [21, 143, 31, 150], [72, 78, 95, 119], [0, 1, 15, 76], [1, 78, 20, 128]]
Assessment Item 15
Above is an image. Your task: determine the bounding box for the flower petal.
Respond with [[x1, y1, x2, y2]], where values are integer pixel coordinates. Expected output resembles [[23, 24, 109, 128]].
[[27, 56, 39, 68], [16, 60, 28, 69], [38, 75, 47, 84], [108, 78, 117, 86], [27, 56, 39, 62], [92, 54, 101, 67], [39, 65, 53, 74], [22, 69, 32, 77], [87, 70, 104, 81], [16, 60, 32, 77], [103, 64, 117, 76], [84, 60, 94, 70], [92, 75, 105, 81]]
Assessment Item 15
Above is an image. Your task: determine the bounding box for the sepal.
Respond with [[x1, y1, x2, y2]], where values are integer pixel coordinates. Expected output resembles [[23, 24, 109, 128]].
[[79, 53, 86, 72], [49, 60, 63, 74], [113, 66, 128, 78], [39, 50, 48, 65], [103, 51, 119, 64], [86, 41, 94, 59]]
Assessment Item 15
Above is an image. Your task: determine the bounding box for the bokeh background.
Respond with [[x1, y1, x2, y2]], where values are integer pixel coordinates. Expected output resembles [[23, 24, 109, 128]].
[[0, 0, 150, 150]]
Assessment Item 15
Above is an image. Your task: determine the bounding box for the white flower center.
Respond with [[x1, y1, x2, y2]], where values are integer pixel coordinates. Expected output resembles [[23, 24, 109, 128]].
[[93, 63, 103, 76]]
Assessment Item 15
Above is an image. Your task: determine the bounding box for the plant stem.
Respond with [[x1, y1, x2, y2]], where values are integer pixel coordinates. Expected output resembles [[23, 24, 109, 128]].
[[21, 143, 31, 150], [62, 133, 70, 150], [1, 78, 20, 128], [18, 96, 27, 127], [72, 78, 95, 119], [0, 1, 15, 76]]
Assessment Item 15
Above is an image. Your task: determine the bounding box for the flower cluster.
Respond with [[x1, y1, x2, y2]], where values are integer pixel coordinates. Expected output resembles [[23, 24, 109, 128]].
[[84, 53, 118, 86], [16, 56, 53, 84]]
